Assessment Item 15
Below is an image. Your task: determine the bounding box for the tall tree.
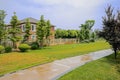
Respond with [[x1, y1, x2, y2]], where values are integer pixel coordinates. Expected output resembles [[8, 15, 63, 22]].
[[79, 29, 85, 41], [22, 18, 31, 43], [100, 5, 120, 59], [91, 32, 96, 40], [37, 15, 46, 47], [9, 12, 21, 49], [0, 10, 6, 45], [79, 20, 95, 42], [45, 20, 51, 45], [85, 20, 95, 30]]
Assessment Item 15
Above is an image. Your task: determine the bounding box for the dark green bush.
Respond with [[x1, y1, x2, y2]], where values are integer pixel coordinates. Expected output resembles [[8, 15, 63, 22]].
[[30, 42, 39, 50], [5, 46, 12, 53], [18, 44, 30, 52], [0, 45, 5, 54]]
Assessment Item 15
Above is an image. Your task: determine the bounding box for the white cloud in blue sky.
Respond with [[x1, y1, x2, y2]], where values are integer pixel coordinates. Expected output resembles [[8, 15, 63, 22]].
[[0, 0, 119, 29]]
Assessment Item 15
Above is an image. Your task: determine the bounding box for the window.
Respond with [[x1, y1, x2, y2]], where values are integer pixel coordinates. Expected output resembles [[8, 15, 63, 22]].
[[22, 25, 25, 32], [31, 25, 36, 31]]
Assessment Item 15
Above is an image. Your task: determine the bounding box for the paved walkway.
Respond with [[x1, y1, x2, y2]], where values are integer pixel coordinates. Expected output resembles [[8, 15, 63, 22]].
[[0, 49, 113, 80]]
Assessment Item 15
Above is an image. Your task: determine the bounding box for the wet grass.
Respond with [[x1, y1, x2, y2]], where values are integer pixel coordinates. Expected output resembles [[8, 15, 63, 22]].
[[58, 54, 120, 80], [0, 40, 110, 76]]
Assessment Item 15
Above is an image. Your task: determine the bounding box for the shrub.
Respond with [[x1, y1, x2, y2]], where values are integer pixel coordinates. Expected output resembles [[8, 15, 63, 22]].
[[0, 45, 5, 54], [5, 46, 12, 53], [18, 44, 30, 52], [30, 42, 39, 50], [89, 38, 95, 42], [84, 40, 90, 43]]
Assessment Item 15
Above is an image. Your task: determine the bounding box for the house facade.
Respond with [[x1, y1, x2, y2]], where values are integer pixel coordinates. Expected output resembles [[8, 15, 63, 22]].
[[7, 17, 55, 43]]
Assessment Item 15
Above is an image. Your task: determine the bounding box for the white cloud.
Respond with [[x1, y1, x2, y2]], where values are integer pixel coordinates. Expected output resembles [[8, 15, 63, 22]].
[[0, 0, 111, 29], [31, 0, 106, 8]]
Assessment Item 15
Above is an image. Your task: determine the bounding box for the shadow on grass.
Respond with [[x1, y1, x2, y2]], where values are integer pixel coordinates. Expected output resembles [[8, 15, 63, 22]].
[[105, 53, 120, 73]]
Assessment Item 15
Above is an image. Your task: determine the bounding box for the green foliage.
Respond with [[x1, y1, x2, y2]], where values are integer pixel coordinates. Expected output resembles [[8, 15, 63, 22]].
[[89, 38, 95, 42], [9, 12, 21, 49], [46, 20, 51, 38], [58, 54, 120, 80], [55, 29, 78, 38], [37, 15, 46, 47], [37, 15, 51, 47], [0, 10, 7, 45], [30, 42, 39, 50], [78, 20, 95, 42], [22, 18, 31, 43], [5, 46, 12, 53], [91, 32, 95, 39], [18, 44, 30, 52], [0, 45, 4, 53], [100, 5, 120, 58]]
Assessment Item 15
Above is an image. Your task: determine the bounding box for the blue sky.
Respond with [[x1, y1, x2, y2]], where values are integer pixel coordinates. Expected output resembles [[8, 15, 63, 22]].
[[0, 0, 119, 30]]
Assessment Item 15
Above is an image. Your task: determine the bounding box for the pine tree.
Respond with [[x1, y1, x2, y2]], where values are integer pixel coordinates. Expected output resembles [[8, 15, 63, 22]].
[[9, 12, 21, 49], [0, 10, 6, 45], [22, 18, 31, 43], [37, 15, 46, 47], [45, 20, 51, 45]]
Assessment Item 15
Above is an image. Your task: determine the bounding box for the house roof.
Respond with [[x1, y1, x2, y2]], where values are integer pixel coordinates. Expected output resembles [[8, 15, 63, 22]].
[[20, 17, 39, 23]]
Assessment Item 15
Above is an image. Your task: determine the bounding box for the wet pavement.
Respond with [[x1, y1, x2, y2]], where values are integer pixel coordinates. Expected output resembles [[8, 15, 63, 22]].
[[0, 49, 113, 80]]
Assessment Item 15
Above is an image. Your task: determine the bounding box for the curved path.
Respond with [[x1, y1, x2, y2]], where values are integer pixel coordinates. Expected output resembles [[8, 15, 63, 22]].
[[0, 49, 113, 80]]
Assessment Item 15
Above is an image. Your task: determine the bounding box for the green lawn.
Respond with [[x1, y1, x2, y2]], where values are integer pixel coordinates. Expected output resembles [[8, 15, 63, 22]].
[[0, 40, 110, 76], [58, 54, 120, 80]]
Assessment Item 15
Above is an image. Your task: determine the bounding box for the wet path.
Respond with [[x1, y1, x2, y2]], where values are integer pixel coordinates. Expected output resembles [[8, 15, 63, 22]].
[[0, 49, 113, 80]]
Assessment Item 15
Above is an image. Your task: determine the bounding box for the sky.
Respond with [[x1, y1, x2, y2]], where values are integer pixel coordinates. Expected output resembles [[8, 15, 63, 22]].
[[0, 0, 119, 30]]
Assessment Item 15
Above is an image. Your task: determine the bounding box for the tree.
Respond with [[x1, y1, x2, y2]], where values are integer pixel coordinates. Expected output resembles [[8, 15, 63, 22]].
[[91, 32, 96, 40], [79, 20, 95, 42], [0, 10, 6, 45], [100, 5, 120, 59], [55, 29, 79, 38], [9, 12, 21, 49], [46, 20, 51, 39], [37, 15, 46, 47], [55, 28, 63, 38], [22, 18, 31, 43], [85, 20, 95, 30], [2, 26, 8, 47], [78, 29, 85, 41], [68, 30, 78, 38], [45, 20, 51, 45]]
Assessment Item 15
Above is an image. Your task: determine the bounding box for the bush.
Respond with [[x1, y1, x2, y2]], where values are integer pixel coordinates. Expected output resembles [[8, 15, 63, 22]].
[[5, 46, 12, 53], [30, 42, 39, 50], [18, 44, 30, 52], [89, 38, 95, 42], [0, 45, 5, 54], [83, 40, 90, 43]]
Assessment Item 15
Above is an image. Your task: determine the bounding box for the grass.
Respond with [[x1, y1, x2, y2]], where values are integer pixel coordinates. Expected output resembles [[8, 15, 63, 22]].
[[0, 40, 110, 76], [58, 54, 120, 80]]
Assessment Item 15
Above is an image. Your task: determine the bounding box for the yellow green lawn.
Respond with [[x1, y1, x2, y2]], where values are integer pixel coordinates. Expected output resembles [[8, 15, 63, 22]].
[[0, 40, 110, 76]]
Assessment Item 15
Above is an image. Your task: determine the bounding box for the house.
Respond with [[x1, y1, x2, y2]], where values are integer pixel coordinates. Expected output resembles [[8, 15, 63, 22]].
[[7, 17, 55, 43]]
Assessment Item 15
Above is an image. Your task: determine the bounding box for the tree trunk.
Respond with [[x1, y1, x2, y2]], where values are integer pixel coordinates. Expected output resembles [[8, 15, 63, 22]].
[[114, 49, 117, 59], [0, 39, 2, 45]]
